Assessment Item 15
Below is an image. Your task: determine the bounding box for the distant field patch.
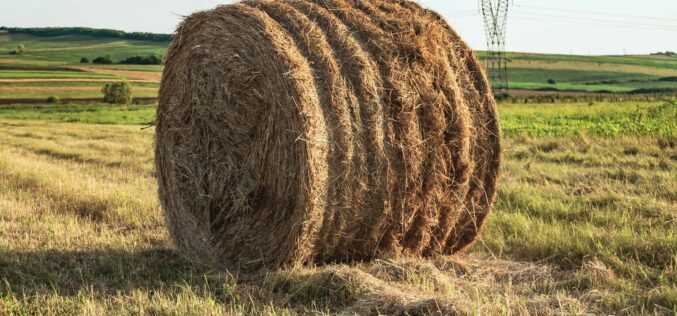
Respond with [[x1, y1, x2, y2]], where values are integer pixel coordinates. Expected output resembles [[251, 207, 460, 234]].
[[503, 52, 677, 70], [0, 103, 155, 125], [0, 86, 158, 99], [0, 71, 122, 80], [78, 66, 161, 82], [0, 63, 86, 72], [0, 81, 159, 88], [509, 59, 677, 77], [0, 34, 166, 63], [498, 68, 677, 93]]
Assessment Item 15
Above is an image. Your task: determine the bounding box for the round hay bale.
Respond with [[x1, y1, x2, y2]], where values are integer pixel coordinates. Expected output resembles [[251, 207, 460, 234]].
[[155, 0, 502, 274]]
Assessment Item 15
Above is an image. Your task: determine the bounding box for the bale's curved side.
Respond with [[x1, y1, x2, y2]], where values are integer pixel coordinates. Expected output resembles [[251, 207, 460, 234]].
[[155, 0, 501, 274], [383, 0, 502, 253]]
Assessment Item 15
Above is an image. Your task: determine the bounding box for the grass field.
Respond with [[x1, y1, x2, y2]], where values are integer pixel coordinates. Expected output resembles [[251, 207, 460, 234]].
[[487, 52, 677, 93], [503, 68, 677, 93], [0, 103, 155, 124], [0, 32, 164, 101], [0, 33, 165, 63], [0, 101, 674, 315], [0, 88, 158, 100], [0, 71, 122, 80]]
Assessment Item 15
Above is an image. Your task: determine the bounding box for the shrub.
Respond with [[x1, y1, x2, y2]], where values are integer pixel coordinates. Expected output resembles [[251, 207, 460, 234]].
[[8, 44, 25, 55], [102, 82, 132, 104], [46, 95, 60, 103], [92, 55, 113, 64], [658, 76, 677, 82], [547, 79, 557, 85], [494, 92, 514, 102], [80, 57, 90, 63], [120, 54, 162, 65]]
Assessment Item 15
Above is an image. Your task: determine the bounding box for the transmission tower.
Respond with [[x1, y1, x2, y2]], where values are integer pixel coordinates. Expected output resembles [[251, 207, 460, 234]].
[[480, 0, 510, 95]]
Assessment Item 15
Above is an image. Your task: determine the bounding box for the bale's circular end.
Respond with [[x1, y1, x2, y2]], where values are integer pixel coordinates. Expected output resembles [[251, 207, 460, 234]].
[[155, 4, 329, 272], [155, 0, 502, 274]]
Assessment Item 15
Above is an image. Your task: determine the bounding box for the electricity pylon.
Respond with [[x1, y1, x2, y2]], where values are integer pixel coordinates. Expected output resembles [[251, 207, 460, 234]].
[[480, 0, 510, 95]]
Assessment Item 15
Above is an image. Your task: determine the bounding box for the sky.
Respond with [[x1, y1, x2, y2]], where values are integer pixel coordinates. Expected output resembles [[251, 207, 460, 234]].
[[2, 0, 677, 55]]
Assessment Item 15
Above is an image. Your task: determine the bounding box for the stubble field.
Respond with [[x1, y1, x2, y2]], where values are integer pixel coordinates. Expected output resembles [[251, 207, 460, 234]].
[[0, 101, 674, 315]]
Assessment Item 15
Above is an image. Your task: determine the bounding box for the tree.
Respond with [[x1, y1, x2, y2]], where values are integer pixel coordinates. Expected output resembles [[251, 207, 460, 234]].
[[80, 57, 90, 63], [92, 55, 113, 64], [547, 79, 557, 85], [119, 54, 163, 65], [2, 27, 171, 42], [102, 82, 132, 104], [9, 44, 25, 55], [46, 95, 60, 103]]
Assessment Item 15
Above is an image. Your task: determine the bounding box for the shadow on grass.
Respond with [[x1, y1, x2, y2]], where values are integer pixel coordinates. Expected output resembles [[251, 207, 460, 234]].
[[0, 248, 229, 297], [0, 248, 372, 313]]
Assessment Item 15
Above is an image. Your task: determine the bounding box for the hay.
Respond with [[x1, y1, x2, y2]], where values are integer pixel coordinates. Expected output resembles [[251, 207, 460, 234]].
[[155, 0, 502, 274]]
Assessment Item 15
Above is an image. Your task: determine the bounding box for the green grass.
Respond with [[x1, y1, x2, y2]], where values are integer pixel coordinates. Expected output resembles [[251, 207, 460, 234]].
[[495, 68, 677, 93], [0, 103, 155, 125], [0, 100, 674, 314], [0, 63, 86, 72], [503, 67, 677, 93], [3, 101, 673, 138], [505, 68, 661, 83], [482, 134, 676, 313], [0, 33, 165, 63], [476, 52, 677, 93], [2, 32, 676, 96], [0, 71, 122, 79], [86, 64, 164, 72], [0, 81, 159, 88], [498, 52, 677, 70], [500, 101, 676, 137], [0, 89, 158, 100]]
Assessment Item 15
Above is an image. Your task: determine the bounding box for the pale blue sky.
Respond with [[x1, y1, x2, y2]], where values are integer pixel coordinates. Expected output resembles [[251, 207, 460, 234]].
[[2, 0, 676, 55]]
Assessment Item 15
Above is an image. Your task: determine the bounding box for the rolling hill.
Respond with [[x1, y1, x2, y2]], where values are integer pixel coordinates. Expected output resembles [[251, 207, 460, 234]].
[[0, 28, 675, 101]]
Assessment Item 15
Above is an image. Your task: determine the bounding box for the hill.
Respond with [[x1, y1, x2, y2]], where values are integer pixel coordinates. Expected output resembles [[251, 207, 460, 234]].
[[0, 29, 675, 101], [0, 31, 166, 63], [0, 26, 171, 42], [496, 52, 677, 93]]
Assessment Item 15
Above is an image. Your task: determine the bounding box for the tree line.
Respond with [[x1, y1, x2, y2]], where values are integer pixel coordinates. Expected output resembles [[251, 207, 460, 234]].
[[0, 26, 171, 42], [82, 54, 163, 65]]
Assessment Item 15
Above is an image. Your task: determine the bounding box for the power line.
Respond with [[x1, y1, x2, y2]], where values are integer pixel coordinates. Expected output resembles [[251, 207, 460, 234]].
[[511, 16, 677, 32], [511, 13, 677, 32], [512, 11, 677, 29], [515, 4, 677, 22]]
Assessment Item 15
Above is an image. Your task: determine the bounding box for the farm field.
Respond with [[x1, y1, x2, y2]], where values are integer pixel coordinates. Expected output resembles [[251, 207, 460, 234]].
[[0, 31, 163, 101], [482, 52, 677, 94], [1, 30, 676, 102], [0, 101, 674, 315]]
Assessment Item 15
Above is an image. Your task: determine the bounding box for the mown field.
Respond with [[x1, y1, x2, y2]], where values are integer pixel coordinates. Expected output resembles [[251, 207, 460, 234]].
[[0, 101, 674, 315]]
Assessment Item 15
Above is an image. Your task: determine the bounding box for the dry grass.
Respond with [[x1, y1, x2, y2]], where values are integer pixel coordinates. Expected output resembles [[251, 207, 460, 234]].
[[0, 118, 674, 315], [508, 59, 677, 77], [77, 67, 161, 82]]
